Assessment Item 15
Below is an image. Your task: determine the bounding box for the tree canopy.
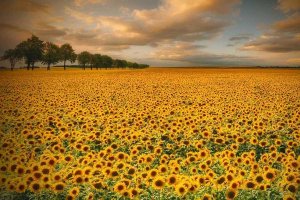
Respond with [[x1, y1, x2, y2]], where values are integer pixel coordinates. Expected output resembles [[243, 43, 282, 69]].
[[77, 51, 92, 70], [41, 42, 60, 70], [16, 35, 44, 70], [60, 43, 76, 70], [1, 35, 149, 70], [0, 48, 22, 71]]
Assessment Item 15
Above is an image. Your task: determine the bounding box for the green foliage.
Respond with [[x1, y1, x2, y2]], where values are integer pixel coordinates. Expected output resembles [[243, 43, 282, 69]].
[[77, 51, 92, 70], [255, 145, 269, 161], [113, 59, 127, 69], [236, 142, 254, 157], [41, 42, 60, 70], [211, 162, 225, 176], [0, 48, 22, 70], [2, 35, 149, 70], [91, 53, 103, 69], [16, 35, 44, 70], [101, 55, 113, 69], [60, 43, 76, 69]]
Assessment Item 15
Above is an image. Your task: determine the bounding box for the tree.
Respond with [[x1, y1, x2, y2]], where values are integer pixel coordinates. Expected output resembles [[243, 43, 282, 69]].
[[120, 60, 127, 69], [41, 42, 60, 70], [113, 59, 127, 69], [1, 48, 22, 71], [77, 51, 91, 70], [91, 54, 103, 70], [16, 35, 44, 70], [60, 43, 76, 70], [127, 62, 139, 69], [102, 55, 113, 69]]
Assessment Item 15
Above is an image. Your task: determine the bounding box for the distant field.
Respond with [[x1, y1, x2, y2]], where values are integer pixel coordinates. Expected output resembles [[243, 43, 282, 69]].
[[0, 68, 299, 200]]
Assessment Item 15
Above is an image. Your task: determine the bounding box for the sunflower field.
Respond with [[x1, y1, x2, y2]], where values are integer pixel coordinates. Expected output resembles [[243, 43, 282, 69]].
[[0, 68, 299, 200]]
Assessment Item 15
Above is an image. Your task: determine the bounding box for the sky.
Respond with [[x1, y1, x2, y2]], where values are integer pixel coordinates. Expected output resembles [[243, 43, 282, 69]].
[[0, 0, 300, 67]]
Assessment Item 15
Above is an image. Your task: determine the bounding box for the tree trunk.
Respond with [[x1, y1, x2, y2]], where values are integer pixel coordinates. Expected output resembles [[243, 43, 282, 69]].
[[10, 62, 13, 71], [27, 62, 30, 70], [64, 60, 66, 70], [47, 63, 50, 70], [31, 62, 34, 70], [83, 64, 85, 70]]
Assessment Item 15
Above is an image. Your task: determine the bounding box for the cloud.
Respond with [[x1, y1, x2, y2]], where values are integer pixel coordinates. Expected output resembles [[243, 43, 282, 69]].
[[278, 0, 300, 13], [227, 34, 251, 47], [0, 0, 51, 14], [0, 23, 31, 34], [242, 2, 300, 53], [286, 58, 300, 65], [0, 0, 242, 66], [74, 0, 106, 7], [0, 23, 32, 53], [273, 13, 300, 33], [151, 41, 255, 66], [229, 36, 250, 41], [63, 0, 240, 50], [65, 7, 95, 24], [34, 22, 67, 41], [242, 34, 300, 52]]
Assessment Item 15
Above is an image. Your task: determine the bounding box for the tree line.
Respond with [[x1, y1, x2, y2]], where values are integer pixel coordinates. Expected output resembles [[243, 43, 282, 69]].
[[0, 35, 149, 71]]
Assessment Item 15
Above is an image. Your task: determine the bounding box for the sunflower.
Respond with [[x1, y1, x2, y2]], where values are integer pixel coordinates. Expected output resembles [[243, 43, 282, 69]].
[[202, 194, 212, 200], [152, 176, 165, 190], [215, 176, 226, 185], [73, 175, 84, 184], [255, 175, 264, 184], [226, 189, 237, 199], [114, 182, 126, 193], [41, 166, 51, 175], [33, 172, 43, 180], [263, 170, 276, 182], [286, 183, 297, 193], [86, 192, 94, 200], [129, 188, 139, 199], [53, 182, 65, 193], [52, 173, 62, 182], [111, 170, 119, 178], [29, 181, 41, 193], [230, 180, 240, 190], [116, 152, 126, 160], [190, 166, 198, 174], [158, 164, 168, 173], [92, 180, 104, 190], [175, 183, 187, 196], [16, 166, 25, 175], [199, 163, 208, 171], [167, 174, 177, 186], [244, 180, 256, 189], [69, 187, 80, 197], [283, 194, 296, 200], [226, 174, 234, 182], [66, 195, 75, 200], [122, 189, 130, 198], [148, 169, 158, 179], [16, 181, 26, 193], [127, 167, 136, 176], [115, 161, 125, 170]]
